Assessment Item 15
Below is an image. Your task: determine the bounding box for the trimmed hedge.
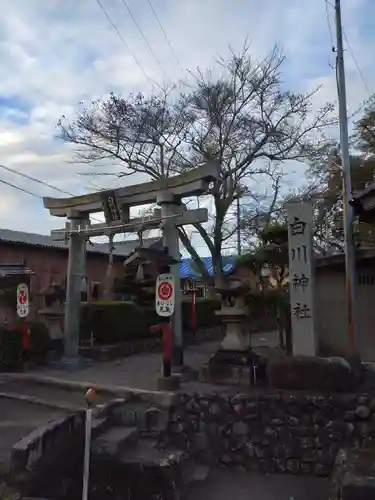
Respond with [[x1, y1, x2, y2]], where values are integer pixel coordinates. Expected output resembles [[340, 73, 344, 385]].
[[80, 299, 221, 345], [0, 327, 22, 371], [80, 301, 150, 345], [29, 321, 50, 364]]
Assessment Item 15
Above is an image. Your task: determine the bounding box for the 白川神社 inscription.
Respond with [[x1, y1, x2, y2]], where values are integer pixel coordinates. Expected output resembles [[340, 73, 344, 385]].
[[287, 202, 317, 356]]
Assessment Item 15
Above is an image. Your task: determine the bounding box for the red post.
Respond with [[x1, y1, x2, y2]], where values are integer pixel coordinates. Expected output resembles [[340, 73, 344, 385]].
[[150, 322, 172, 377], [191, 291, 197, 336], [162, 322, 172, 377], [21, 322, 30, 364]]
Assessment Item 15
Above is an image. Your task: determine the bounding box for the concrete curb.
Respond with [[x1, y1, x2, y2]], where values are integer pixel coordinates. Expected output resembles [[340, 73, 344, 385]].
[[0, 392, 83, 413], [0, 373, 178, 407]]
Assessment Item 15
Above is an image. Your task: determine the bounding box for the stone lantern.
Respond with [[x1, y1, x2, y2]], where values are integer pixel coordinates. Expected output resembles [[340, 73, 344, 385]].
[[200, 276, 265, 386]]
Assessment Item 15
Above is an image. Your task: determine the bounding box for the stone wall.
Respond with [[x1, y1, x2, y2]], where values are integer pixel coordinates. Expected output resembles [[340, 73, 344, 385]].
[[8, 388, 375, 497], [164, 391, 375, 475]]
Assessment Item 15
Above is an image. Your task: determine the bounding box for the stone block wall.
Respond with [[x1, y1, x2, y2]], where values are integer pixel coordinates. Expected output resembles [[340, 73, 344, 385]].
[[164, 391, 375, 476]]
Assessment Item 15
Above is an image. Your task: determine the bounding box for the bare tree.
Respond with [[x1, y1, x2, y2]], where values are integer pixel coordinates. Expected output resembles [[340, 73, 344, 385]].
[[59, 89, 194, 180], [175, 46, 333, 285], [59, 45, 333, 287]]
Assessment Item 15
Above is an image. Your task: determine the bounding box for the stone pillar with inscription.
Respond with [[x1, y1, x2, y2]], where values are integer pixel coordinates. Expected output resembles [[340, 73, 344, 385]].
[[287, 201, 317, 356]]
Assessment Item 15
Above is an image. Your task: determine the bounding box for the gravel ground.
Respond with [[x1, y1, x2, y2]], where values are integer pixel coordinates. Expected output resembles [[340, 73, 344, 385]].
[[23, 341, 223, 391]]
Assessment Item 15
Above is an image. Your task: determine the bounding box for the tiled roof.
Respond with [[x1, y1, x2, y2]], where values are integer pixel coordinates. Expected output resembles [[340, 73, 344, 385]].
[[179, 256, 236, 279], [0, 228, 159, 257], [0, 228, 236, 279]]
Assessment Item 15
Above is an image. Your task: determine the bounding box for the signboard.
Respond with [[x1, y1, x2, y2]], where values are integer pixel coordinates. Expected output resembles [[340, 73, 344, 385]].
[[156, 273, 175, 317], [184, 279, 197, 294], [16, 283, 29, 318], [101, 191, 122, 223], [287, 202, 317, 356]]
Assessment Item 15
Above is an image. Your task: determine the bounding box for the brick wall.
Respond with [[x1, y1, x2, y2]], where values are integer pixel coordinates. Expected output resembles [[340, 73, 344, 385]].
[[0, 241, 124, 303]]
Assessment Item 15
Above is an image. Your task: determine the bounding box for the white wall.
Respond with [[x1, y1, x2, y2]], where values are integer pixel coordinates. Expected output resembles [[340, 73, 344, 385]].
[[316, 264, 375, 361]]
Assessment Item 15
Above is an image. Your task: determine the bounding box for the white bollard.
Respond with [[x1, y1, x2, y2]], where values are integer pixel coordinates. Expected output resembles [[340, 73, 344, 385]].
[[82, 388, 96, 500]]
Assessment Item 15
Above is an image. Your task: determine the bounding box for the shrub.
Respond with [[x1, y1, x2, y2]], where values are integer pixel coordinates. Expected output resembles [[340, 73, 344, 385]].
[[80, 301, 150, 345], [182, 298, 221, 331], [0, 327, 22, 372], [80, 299, 222, 345], [29, 321, 51, 364]]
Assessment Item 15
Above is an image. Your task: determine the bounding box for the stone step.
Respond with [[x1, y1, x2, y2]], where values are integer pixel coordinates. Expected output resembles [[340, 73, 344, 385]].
[[110, 403, 169, 435], [118, 439, 186, 467], [331, 447, 375, 500], [92, 426, 139, 457], [90, 440, 189, 500], [187, 465, 210, 484], [91, 417, 109, 437]]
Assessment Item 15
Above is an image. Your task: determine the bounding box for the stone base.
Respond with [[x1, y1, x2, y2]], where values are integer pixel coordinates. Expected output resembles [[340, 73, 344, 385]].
[[267, 355, 359, 392], [199, 349, 266, 386], [157, 375, 180, 391], [172, 364, 199, 382]]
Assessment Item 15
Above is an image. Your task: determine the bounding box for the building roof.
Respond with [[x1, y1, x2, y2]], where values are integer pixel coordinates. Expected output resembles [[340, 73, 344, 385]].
[[0, 228, 159, 257], [180, 256, 236, 279], [0, 228, 237, 279]]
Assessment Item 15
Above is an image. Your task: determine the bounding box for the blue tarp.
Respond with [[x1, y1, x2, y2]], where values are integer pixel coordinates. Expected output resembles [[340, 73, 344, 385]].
[[179, 256, 236, 279]]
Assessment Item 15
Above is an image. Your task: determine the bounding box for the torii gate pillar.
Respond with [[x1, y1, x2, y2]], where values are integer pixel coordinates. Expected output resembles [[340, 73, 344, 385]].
[[157, 193, 183, 368], [64, 214, 89, 361]]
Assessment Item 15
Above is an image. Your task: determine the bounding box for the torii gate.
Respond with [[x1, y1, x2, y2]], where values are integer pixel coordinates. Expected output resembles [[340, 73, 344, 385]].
[[43, 162, 219, 369]]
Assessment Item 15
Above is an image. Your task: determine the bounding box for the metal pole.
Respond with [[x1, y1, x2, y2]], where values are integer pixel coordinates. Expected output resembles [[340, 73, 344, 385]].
[[82, 389, 95, 500], [236, 196, 242, 255], [82, 407, 92, 500], [335, 0, 360, 355]]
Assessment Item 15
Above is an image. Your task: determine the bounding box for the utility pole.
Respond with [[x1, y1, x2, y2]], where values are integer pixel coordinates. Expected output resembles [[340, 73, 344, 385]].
[[236, 196, 242, 255], [335, 0, 360, 356]]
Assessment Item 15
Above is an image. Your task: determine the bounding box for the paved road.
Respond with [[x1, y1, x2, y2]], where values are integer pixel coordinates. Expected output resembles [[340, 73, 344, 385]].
[[19, 341, 222, 392], [0, 379, 114, 408], [0, 398, 68, 475]]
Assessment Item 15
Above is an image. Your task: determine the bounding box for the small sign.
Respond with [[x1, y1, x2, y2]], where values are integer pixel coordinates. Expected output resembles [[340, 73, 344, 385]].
[[16, 283, 29, 318], [101, 190, 122, 223], [184, 279, 197, 294], [156, 273, 175, 317]]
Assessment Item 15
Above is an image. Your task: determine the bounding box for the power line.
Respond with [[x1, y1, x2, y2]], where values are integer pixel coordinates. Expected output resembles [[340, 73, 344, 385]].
[[95, 0, 160, 88], [120, 0, 169, 81], [145, 0, 185, 74], [0, 164, 103, 223], [324, 0, 335, 52], [0, 164, 73, 197], [325, 0, 371, 99], [0, 178, 41, 199], [342, 29, 372, 98]]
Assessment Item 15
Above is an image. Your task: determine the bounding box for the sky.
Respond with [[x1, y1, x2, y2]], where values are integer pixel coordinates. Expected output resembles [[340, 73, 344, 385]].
[[0, 0, 374, 254]]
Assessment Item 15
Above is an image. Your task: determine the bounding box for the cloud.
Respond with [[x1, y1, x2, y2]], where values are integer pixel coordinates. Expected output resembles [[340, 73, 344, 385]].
[[0, 0, 373, 251]]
